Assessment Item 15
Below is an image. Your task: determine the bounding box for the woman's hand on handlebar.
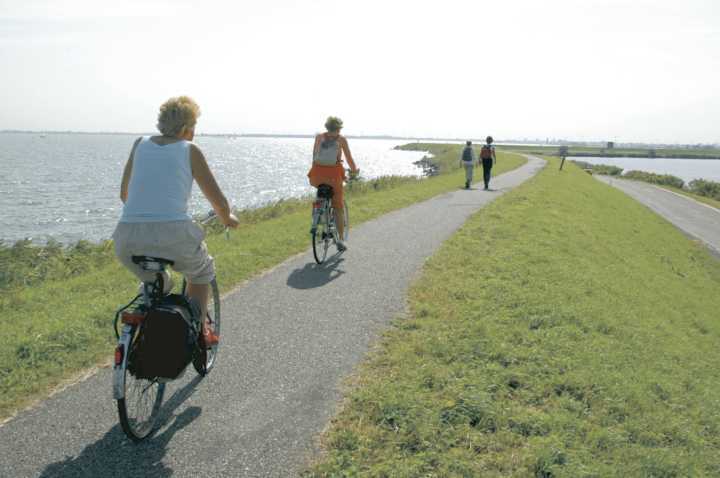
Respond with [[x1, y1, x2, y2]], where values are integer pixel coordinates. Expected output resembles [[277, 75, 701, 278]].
[[223, 213, 240, 229]]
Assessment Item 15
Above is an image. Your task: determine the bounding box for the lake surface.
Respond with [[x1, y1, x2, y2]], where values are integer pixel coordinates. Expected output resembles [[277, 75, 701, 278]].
[[0, 133, 426, 244], [570, 156, 720, 183]]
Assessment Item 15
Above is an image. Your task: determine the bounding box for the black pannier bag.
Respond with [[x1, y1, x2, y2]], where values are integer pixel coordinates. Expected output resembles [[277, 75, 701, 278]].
[[128, 294, 201, 380], [317, 184, 334, 199]]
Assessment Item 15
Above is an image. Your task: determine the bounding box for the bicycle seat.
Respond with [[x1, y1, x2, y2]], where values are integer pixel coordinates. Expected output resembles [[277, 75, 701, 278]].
[[131, 255, 174, 271], [317, 184, 334, 199]]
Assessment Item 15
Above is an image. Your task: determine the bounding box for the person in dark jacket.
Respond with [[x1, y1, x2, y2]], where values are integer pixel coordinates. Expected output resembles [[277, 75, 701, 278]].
[[480, 136, 497, 190]]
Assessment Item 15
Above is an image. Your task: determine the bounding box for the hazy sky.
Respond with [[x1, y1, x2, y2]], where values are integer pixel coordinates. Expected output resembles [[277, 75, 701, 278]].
[[1, 0, 718, 143]]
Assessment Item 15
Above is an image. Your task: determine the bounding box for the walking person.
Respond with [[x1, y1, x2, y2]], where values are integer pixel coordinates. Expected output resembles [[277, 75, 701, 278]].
[[480, 136, 497, 190], [308, 116, 359, 251], [459, 140, 478, 189]]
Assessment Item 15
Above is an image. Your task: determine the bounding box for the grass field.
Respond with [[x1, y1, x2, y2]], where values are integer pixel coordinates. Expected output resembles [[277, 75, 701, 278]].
[[496, 144, 720, 159], [306, 157, 720, 477], [0, 146, 525, 420]]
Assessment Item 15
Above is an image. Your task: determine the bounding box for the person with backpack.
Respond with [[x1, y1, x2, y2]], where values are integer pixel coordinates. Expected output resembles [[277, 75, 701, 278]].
[[308, 116, 359, 251], [459, 140, 478, 189], [480, 136, 497, 190], [114, 96, 239, 347]]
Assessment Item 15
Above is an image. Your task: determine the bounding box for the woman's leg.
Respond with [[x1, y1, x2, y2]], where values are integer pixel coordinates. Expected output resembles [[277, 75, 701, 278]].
[[483, 160, 492, 189], [186, 282, 209, 320], [334, 207, 344, 239]]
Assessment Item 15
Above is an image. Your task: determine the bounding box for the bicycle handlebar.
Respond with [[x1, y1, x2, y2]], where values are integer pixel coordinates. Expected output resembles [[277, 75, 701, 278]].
[[199, 209, 231, 240], [199, 210, 217, 225]]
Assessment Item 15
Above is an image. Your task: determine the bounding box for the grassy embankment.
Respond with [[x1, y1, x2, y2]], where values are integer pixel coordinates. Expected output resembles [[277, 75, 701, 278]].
[[658, 187, 720, 210], [0, 145, 526, 420], [306, 157, 720, 477], [501, 144, 720, 159], [572, 160, 720, 210]]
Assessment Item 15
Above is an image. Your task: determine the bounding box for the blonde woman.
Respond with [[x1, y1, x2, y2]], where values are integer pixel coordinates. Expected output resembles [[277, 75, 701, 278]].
[[113, 96, 239, 345], [307, 116, 359, 251]]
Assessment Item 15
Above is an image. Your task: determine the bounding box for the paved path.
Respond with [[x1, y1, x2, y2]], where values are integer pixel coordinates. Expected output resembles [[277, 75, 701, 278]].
[[595, 176, 720, 256], [0, 156, 545, 478]]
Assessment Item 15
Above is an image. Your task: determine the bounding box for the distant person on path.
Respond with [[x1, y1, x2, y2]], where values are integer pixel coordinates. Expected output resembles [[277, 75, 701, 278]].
[[114, 96, 239, 346], [481, 136, 497, 190], [459, 140, 478, 189], [308, 116, 359, 251]]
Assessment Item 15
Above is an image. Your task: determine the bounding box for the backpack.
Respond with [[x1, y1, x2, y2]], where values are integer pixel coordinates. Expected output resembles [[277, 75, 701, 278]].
[[128, 294, 201, 380], [461, 147, 473, 162], [480, 145, 493, 160], [315, 137, 340, 166]]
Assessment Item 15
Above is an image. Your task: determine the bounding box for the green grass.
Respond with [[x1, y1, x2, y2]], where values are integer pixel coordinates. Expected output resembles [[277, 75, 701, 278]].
[[0, 147, 526, 420], [499, 144, 720, 159], [305, 157, 720, 477], [656, 186, 720, 211], [563, 161, 719, 208]]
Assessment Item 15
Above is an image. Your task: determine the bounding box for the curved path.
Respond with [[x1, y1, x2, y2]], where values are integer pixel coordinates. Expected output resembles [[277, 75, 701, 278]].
[[0, 156, 545, 478], [595, 176, 720, 256]]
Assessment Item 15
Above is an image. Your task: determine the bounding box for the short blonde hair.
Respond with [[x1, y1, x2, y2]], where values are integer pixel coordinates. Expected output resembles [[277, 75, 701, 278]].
[[156, 96, 201, 137]]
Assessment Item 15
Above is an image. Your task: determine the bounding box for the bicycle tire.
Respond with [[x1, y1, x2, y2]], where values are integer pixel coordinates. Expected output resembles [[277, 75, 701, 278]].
[[117, 325, 165, 442], [193, 278, 221, 375], [342, 199, 349, 241], [312, 205, 331, 264]]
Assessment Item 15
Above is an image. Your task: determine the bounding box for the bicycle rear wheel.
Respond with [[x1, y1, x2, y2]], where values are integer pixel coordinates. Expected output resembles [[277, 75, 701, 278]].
[[117, 325, 165, 442], [312, 208, 331, 264], [193, 278, 221, 375]]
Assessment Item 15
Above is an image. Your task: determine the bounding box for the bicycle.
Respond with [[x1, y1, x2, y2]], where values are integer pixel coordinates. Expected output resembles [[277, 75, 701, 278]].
[[112, 214, 222, 442], [311, 170, 356, 264]]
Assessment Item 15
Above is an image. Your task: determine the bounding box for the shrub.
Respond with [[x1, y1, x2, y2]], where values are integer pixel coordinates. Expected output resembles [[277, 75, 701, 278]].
[[623, 170, 685, 189], [688, 179, 720, 201], [570, 161, 623, 176]]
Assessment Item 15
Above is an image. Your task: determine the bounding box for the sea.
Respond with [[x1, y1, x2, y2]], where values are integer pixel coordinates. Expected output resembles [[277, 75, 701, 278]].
[[0, 133, 428, 244]]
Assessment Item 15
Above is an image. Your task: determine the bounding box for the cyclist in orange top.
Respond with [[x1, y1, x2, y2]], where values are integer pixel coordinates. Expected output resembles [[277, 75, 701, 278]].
[[308, 116, 359, 251]]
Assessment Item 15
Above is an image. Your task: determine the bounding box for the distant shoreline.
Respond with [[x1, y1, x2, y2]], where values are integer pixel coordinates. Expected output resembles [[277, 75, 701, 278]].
[[3, 130, 718, 150]]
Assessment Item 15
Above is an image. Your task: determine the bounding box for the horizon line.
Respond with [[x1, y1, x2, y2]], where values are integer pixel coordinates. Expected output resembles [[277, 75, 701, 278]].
[[1, 129, 718, 148]]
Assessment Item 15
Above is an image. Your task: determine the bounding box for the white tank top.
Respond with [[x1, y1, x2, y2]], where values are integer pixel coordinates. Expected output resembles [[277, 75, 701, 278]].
[[120, 137, 193, 223]]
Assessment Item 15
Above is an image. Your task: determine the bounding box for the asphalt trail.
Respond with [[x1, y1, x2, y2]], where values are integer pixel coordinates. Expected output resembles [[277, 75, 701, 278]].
[[0, 156, 545, 478], [595, 176, 720, 256]]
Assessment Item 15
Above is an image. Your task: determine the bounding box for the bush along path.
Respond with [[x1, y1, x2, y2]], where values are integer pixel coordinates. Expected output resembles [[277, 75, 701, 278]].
[[306, 158, 720, 477]]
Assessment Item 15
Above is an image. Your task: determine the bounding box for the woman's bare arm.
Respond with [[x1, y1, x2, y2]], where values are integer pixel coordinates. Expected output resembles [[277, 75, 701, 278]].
[[190, 144, 239, 227], [120, 137, 142, 203], [339, 136, 358, 172]]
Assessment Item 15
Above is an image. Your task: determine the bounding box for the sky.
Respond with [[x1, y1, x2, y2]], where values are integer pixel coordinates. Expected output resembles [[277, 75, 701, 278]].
[[1, 0, 718, 144]]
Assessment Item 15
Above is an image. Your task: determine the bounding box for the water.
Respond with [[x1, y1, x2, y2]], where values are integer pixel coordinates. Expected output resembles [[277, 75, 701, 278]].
[[0, 133, 427, 244], [570, 156, 720, 184]]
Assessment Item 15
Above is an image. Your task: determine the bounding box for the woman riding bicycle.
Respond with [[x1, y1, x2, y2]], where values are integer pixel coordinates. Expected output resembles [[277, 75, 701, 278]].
[[113, 95, 239, 346], [308, 116, 359, 251]]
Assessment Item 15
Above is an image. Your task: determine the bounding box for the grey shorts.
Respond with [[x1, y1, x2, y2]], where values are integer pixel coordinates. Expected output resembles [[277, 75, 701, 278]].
[[112, 220, 215, 285]]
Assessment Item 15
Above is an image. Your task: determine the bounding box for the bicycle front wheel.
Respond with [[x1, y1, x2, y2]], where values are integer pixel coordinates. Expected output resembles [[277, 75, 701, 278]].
[[117, 325, 165, 442], [193, 277, 221, 375], [312, 212, 331, 264]]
